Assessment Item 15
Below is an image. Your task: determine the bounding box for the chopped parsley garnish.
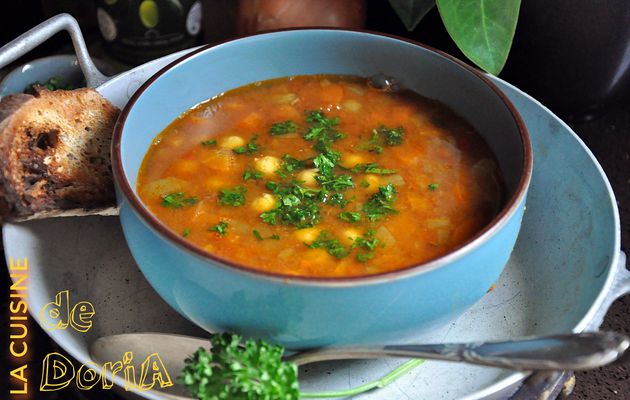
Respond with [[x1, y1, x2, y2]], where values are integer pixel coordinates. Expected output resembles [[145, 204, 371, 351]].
[[356, 252, 375, 263], [308, 231, 349, 259], [354, 229, 379, 250], [351, 163, 396, 175], [339, 211, 361, 223], [218, 186, 247, 206], [233, 134, 260, 155], [182, 228, 191, 237], [261, 201, 320, 228], [161, 192, 198, 208], [313, 150, 354, 192], [304, 110, 345, 146], [209, 221, 229, 236], [276, 154, 306, 178], [362, 183, 399, 221], [243, 168, 263, 181], [313, 152, 337, 175], [360, 125, 405, 153], [378, 125, 405, 146], [200, 139, 217, 146], [428, 183, 439, 191], [270, 120, 298, 136], [253, 230, 282, 241], [328, 192, 349, 208], [260, 181, 322, 228], [363, 129, 384, 154], [316, 173, 354, 192], [353, 230, 380, 262]]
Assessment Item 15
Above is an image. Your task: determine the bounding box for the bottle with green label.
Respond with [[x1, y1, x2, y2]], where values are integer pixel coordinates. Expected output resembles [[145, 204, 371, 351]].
[[96, 0, 203, 65]]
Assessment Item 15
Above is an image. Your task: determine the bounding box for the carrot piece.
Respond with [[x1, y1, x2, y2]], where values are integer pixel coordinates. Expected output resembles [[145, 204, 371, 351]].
[[238, 111, 264, 130], [271, 104, 301, 121], [320, 84, 344, 105], [169, 159, 199, 176]]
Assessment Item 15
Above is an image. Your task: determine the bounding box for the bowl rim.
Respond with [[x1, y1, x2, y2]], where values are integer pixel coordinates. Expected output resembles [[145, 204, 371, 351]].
[[0, 54, 114, 96], [111, 28, 533, 286]]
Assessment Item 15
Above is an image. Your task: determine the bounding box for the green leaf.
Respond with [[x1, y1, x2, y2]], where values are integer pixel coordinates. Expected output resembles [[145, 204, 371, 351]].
[[388, 0, 436, 31], [436, 0, 521, 75]]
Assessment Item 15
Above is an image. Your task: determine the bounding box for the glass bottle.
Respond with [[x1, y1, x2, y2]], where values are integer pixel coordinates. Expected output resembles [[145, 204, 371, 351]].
[[96, 0, 203, 65]]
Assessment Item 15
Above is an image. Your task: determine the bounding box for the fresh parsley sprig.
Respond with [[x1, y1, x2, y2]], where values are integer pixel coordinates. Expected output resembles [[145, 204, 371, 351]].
[[181, 333, 424, 399], [180, 333, 299, 400]]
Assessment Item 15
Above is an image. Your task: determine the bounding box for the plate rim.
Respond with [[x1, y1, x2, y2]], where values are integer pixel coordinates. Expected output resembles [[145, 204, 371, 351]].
[[2, 66, 621, 400]]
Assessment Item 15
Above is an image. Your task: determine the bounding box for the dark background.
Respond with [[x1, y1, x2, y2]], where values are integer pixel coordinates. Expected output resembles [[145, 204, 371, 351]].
[[1, 1, 629, 398]]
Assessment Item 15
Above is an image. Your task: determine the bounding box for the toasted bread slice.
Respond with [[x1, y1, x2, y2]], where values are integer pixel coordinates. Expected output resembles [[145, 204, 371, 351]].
[[0, 88, 120, 222]]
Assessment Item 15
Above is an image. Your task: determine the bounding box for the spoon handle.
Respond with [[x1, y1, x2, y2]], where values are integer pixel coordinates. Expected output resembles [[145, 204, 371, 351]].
[[288, 331, 630, 370]]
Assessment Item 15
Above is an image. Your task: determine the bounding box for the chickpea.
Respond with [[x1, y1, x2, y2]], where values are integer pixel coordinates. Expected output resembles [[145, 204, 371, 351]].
[[341, 228, 360, 245], [294, 227, 320, 245], [219, 135, 245, 149], [363, 174, 381, 193], [251, 193, 277, 212], [254, 155, 281, 176], [297, 169, 318, 186], [342, 153, 364, 168]]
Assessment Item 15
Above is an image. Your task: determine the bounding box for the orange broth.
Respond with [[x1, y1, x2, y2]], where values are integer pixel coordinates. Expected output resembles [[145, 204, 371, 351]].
[[137, 75, 503, 277]]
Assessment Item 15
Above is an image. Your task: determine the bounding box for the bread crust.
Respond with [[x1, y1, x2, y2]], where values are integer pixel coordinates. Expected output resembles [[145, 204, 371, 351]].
[[0, 88, 120, 222]]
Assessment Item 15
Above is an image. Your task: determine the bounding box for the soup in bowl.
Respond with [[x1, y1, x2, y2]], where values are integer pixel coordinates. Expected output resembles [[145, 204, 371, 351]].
[[112, 29, 532, 349]]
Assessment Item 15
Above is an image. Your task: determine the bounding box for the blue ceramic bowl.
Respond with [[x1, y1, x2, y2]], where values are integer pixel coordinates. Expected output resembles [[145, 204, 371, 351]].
[[112, 30, 532, 349]]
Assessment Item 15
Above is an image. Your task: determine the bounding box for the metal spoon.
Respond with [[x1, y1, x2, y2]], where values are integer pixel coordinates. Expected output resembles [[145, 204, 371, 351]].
[[90, 331, 629, 374], [286, 331, 630, 370]]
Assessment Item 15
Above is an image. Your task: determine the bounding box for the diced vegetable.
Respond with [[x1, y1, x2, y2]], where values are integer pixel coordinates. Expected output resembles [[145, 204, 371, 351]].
[[426, 217, 451, 229], [375, 226, 396, 247], [142, 177, 188, 198], [342, 99, 362, 112]]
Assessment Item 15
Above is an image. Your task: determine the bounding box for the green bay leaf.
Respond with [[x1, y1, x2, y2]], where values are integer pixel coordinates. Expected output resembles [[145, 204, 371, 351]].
[[436, 0, 521, 75]]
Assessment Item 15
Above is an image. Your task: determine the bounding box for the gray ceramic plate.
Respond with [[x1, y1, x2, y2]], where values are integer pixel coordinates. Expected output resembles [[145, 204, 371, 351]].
[[3, 50, 629, 400]]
